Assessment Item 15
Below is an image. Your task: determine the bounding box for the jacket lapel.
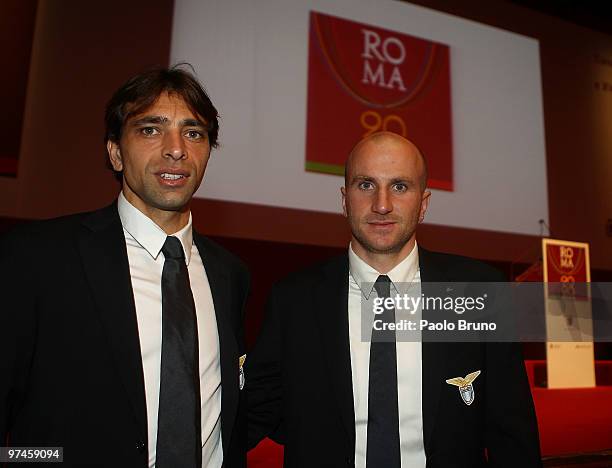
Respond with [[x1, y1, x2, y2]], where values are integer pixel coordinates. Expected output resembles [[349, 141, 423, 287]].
[[77, 204, 148, 442], [418, 247, 450, 452], [193, 235, 239, 454], [313, 255, 356, 454]]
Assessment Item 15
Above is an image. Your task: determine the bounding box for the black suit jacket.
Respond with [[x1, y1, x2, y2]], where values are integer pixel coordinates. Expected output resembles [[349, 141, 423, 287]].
[[0, 204, 249, 468], [246, 248, 542, 467]]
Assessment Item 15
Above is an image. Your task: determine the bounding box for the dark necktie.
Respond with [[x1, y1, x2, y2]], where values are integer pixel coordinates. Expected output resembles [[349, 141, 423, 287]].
[[366, 275, 401, 468], [156, 236, 202, 468]]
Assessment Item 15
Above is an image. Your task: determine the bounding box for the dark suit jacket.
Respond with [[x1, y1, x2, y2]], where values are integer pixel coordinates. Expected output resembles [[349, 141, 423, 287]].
[[246, 248, 542, 467], [0, 204, 249, 468]]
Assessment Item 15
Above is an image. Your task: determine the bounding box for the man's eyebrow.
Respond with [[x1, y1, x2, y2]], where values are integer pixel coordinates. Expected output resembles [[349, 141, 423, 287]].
[[391, 177, 415, 185], [181, 118, 207, 128], [130, 115, 168, 126], [350, 175, 417, 186], [352, 175, 374, 182], [129, 116, 207, 128]]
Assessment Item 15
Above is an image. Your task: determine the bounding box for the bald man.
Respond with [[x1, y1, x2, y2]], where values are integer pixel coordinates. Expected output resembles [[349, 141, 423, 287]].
[[247, 132, 541, 467]]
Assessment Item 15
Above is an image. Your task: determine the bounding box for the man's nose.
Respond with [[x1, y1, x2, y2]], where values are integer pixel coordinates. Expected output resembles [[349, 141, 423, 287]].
[[163, 130, 186, 160], [373, 189, 392, 214]]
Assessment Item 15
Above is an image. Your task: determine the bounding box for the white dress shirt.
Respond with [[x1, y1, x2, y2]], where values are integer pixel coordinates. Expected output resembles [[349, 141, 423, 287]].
[[348, 242, 426, 468], [117, 193, 223, 468]]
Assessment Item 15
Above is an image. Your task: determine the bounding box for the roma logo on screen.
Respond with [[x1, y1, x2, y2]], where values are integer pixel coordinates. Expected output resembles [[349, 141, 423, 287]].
[[305, 11, 453, 190]]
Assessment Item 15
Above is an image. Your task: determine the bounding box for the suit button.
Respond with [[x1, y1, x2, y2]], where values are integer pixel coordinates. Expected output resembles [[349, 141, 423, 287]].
[[135, 441, 146, 453]]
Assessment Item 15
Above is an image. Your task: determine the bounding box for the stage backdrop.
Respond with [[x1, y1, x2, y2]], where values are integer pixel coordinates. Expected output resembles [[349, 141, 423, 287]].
[[170, 0, 547, 236]]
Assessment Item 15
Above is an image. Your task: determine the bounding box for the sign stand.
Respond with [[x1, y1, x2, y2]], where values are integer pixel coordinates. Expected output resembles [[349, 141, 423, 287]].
[[543, 238, 595, 389]]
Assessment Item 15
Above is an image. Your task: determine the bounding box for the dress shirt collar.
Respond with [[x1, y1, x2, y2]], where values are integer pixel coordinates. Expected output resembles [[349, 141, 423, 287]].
[[117, 191, 193, 265], [348, 241, 419, 297]]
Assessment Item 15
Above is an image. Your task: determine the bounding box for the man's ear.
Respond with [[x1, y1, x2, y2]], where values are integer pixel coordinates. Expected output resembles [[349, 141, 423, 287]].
[[419, 190, 431, 223], [341, 186, 348, 217], [107, 140, 123, 172]]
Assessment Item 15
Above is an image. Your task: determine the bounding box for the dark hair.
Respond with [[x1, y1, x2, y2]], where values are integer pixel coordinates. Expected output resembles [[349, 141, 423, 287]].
[[104, 63, 219, 148]]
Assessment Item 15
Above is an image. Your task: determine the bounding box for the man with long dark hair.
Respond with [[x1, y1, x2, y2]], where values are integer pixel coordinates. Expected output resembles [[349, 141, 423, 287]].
[[1, 65, 249, 468]]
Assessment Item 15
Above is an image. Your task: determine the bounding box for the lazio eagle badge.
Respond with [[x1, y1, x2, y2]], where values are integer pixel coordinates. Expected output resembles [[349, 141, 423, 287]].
[[445, 370, 481, 406], [239, 354, 246, 390]]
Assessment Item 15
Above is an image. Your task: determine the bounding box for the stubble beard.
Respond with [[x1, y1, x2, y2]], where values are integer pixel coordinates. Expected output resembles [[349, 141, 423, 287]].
[[140, 179, 195, 213]]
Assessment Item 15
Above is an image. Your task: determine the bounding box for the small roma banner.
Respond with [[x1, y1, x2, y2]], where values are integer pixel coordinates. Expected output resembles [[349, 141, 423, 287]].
[[543, 239, 590, 284], [305, 11, 453, 191]]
